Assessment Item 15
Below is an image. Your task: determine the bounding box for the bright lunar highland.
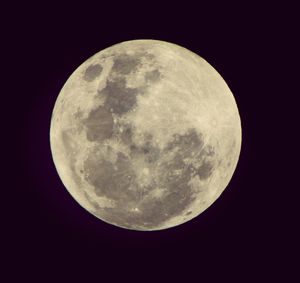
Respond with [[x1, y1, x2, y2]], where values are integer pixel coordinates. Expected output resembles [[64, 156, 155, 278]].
[[50, 40, 242, 231]]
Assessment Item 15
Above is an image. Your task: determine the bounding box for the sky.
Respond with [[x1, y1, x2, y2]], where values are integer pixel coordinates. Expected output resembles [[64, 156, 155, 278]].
[[4, 2, 295, 282]]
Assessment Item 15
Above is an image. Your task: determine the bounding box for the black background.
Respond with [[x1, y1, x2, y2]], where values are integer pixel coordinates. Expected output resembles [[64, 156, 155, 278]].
[[4, 2, 297, 282]]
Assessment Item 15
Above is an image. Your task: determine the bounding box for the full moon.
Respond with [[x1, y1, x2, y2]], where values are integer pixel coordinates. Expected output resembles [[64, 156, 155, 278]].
[[50, 40, 241, 231]]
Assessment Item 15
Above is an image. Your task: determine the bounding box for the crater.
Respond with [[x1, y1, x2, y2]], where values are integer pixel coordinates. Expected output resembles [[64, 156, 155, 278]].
[[83, 152, 137, 202], [145, 69, 161, 82], [61, 130, 73, 155], [111, 53, 141, 75], [199, 144, 215, 158], [165, 129, 217, 180], [82, 106, 114, 142], [96, 140, 198, 230], [98, 167, 196, 230], [129, 134, 161, 163], [119, 123, 134, 145], [100, 77, 139, 115], [61, 130, 82, 185], [84, 127, 216, 230], [197, 160, 214, 180], [83, 64, 103, 82], [166, 128, 204, 161]]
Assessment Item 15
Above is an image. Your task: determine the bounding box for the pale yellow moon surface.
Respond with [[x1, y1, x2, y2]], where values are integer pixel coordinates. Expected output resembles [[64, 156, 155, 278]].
[[50, 39, 242, 231]]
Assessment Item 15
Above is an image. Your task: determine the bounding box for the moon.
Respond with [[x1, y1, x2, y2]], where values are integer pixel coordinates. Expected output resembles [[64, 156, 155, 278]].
[[50, 39, 242, 231]]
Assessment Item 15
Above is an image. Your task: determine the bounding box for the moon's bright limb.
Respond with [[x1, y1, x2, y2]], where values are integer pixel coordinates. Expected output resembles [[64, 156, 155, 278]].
[[50, 40, 242, 231]]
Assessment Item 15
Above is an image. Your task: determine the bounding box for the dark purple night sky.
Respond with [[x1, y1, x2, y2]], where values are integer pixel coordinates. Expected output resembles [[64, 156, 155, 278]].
[[4, 2, 293, 282]]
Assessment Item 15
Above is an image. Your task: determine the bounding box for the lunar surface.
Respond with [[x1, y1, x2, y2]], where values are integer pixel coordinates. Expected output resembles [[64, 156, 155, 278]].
[[50, 40, 241, 231]]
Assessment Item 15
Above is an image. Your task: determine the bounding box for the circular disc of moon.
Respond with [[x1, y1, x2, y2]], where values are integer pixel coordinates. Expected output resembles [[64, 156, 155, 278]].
[[50, 39, 242, 231]]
